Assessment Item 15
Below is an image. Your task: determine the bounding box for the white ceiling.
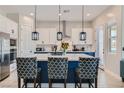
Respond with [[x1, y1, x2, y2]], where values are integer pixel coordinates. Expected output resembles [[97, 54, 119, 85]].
[[0, 5, 111, 21]]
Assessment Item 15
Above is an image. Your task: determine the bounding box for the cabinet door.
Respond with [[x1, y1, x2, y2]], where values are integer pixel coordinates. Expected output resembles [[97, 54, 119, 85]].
[[71, 28, 83, 44], [20, 25, 34, 57], [0, 15, 7, 33], [37, 28, 50, 44], [37, 28, 57, 44], [7, 19, 18, 39], [71, 28, 93, 45], [10, 22, 18, 39], [49, 28, 57, 44], [85, 28, 93, 44]]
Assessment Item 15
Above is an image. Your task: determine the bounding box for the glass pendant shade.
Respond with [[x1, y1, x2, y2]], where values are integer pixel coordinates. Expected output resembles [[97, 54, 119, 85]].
[[57, 31, 63, 41], [80, 31, 86, 41], [32, 31, 39, 40]]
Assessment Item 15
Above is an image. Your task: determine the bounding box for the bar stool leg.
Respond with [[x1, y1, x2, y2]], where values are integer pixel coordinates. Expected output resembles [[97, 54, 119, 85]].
[[75, 82, 77, 88], [64, 79, 66, 88], [95, 78, 97, 88], [88, 79, 91, 88], [34, 78, 37, 88], [18, 77, 21, 88], [49, 79, 52, 88], [79, 79, 82, 88]]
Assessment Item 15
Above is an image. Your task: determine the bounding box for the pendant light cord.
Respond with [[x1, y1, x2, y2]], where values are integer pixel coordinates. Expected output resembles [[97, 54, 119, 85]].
[[82, 5, 84, 32], [34, 5, 37, 32], [59, 5, 61, 32]]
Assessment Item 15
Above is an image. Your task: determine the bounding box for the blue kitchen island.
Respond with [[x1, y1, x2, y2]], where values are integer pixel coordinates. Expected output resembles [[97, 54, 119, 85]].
[[34, 51, 95, 83]]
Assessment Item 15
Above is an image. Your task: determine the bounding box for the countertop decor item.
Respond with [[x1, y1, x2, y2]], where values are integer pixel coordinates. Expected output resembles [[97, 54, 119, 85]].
[[61, 42, 69, 55], [32, 5, 39, 41], [57, 5, 63, 41]]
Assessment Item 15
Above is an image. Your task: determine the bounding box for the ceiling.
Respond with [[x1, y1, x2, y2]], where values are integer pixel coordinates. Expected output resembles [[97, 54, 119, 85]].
[[0, 5, 111, 21]]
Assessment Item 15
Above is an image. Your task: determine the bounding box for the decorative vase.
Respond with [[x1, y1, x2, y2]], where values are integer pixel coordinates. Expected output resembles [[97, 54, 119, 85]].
[[63, 49, 66, 55]]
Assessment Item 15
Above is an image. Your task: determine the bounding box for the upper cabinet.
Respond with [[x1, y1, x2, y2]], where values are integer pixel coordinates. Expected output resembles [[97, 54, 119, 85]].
[[85, 28, 93, 44], [37, 28, 57, 44], [6, 18, 18, 39], [71, 28, 93, 45], [49, 28, 57, 44], [0, 15, 8, 33], [0, 14, 18, 39]]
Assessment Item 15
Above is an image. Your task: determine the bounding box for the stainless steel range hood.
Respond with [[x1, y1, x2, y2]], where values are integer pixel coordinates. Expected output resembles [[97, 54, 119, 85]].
[[62, 20, 70, 39]]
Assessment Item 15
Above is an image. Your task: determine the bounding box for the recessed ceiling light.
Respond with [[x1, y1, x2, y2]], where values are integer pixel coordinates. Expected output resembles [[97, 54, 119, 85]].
[[107, 13, 114, 17], [30, 13, 34, 16], [86, 13, 91, 17], [58, 13, 62, 16]]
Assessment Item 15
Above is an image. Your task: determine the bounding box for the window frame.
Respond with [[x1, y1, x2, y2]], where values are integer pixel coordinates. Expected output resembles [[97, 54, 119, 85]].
[[107, 23, 117, 53]]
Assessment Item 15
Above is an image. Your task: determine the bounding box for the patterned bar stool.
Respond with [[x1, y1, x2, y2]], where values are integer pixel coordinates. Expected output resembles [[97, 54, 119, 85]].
[[16, 57, 41, 88], [75, 57, 99, 88], [48, 57, 68, 88]]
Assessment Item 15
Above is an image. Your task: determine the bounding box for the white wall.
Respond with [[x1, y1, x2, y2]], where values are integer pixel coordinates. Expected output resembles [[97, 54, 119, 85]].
[[92, 6, 122, 77]]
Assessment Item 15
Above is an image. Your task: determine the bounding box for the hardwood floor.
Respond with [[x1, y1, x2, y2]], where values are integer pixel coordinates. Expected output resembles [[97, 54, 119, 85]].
[[0, 69, 124, 88]]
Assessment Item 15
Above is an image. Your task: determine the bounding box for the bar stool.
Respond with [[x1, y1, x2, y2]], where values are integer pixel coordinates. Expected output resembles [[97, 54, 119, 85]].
[[48, 57, 68, 88], [75, 57, 99, 88], [16, 57, 41, 88]]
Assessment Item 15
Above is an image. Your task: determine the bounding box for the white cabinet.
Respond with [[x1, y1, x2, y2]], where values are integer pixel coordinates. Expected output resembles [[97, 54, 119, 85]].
[[10, 62, 17, 72], [0, 15, 7, 33], [37, 28, 57, 44], [0, 14, 18, 38], [49, 29, 57, 44], [6, 19, 18, 39], [71, 28, 93, 45], [20, 25, 34, 57], [85, 28, 93, 44], [71, 28, 80, 44], [37, 28, 49, 44]]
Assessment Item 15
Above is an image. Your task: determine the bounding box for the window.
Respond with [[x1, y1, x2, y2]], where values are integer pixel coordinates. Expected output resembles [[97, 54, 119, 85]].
[[108, 24, 117, 53]]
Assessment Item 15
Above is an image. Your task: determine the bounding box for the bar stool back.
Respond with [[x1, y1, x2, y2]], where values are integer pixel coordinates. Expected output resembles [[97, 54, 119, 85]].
[[75, 57, 99, 88], [16, 57, 41, 88], [48, 57, 68, 88]]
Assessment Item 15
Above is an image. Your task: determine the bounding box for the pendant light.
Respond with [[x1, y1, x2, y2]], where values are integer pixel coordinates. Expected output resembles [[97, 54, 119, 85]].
[[57, 5, 63, 41], [32, 5, 39, 40], [80, 5, 86, 41]]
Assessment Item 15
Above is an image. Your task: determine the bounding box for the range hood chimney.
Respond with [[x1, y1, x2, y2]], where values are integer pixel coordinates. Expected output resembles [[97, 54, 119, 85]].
[[62, 20, 70, 38]]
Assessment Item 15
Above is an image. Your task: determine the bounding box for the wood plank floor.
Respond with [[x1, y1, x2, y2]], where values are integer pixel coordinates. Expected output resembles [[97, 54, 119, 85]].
[[0, 69, 124, 88]]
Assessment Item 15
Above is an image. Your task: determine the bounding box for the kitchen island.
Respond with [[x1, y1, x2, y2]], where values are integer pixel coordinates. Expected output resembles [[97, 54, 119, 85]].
[[33, 51, 95, 83]]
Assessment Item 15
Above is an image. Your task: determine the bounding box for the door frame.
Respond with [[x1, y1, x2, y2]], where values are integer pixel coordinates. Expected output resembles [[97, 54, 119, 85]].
[[96, 25, 106, 70]]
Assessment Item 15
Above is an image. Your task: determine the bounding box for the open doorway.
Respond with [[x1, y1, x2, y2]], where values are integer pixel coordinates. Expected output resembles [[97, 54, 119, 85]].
[[96, 26, 105, 70]]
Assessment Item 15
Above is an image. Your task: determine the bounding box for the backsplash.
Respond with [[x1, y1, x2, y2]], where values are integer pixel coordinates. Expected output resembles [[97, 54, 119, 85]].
[[35, 43, 93, 52]]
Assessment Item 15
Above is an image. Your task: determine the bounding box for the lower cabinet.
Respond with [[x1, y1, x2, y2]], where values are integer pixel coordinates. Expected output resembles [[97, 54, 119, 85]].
[[10, 62, 17, 72]]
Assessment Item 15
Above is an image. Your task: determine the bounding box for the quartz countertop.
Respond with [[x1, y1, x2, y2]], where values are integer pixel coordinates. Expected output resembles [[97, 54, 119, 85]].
[[35, 53, 93, 61], [34, 51, 95, 53]]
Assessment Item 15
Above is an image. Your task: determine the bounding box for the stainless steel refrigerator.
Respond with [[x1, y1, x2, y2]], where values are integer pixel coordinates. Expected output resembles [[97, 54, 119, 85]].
[[0, 32, 10, 81]]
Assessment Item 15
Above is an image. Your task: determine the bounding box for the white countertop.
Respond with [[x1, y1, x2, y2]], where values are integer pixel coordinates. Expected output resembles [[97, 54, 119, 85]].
[[34, 51, 95, 53], [35, 53, 93, 61]]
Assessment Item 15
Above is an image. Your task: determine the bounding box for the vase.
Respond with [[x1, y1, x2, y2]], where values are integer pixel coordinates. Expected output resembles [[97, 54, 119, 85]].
[[63, 49, 66, 55]]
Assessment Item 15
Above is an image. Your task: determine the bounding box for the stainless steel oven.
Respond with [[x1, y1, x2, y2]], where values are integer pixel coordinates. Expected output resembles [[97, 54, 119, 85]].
[[10, 49, 17, 64], [10, 39, 17, 64]]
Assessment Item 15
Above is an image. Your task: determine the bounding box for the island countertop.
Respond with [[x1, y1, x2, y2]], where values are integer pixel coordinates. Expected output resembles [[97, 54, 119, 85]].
[[35, 53, 94, 61]]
